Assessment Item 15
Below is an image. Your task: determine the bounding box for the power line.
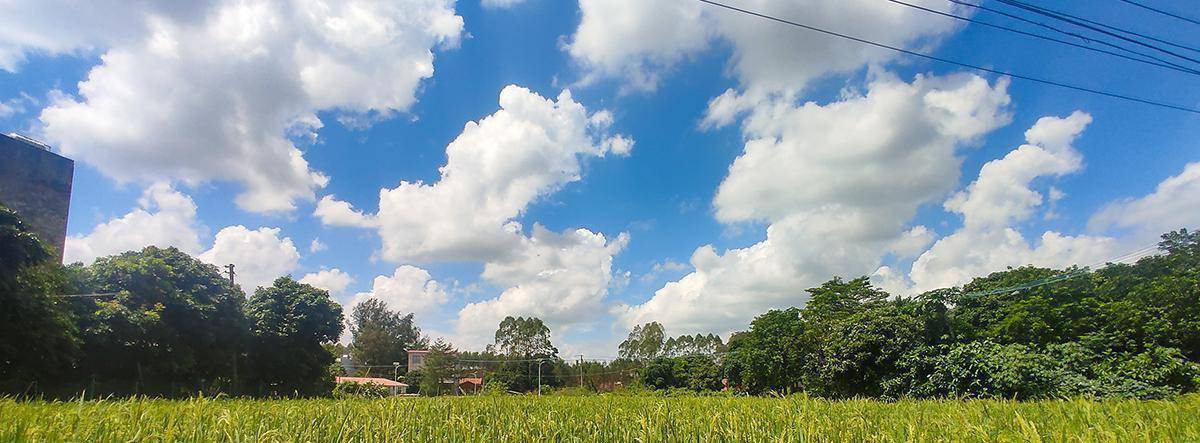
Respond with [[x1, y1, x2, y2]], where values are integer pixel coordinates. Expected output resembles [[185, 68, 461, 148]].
[[694, 0, 1200, 115], [457, 357, 557, 364], [879, 0, 1200, 76], [946, 0, 1200, 76], [995, 0, 1200, 61], [964, 242, 1162, 297], [1117, 0, 1200, 26]]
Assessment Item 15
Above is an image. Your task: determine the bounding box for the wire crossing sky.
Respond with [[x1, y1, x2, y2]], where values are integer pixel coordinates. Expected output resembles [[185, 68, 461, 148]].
[[696, 0, 1200, 114]]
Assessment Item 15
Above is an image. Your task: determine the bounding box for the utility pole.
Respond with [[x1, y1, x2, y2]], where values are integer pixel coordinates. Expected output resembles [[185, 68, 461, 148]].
[[224, 264, 236, 286], [537, 359, 547, 397], [578, 354, 584, 388]]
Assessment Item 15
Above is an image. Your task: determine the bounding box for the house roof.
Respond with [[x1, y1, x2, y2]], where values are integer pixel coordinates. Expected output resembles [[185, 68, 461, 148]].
[[458, 377, 483, 385], [336, 376, 408, 387]]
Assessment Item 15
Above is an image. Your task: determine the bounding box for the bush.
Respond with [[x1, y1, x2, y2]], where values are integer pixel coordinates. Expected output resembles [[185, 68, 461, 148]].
[[884, 341, 1062, 400], [332, 381, 390, 399], [641, 355, 723, 392]]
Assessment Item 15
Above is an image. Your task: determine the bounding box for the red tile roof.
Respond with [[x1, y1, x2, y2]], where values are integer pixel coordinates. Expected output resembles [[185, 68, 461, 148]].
[[458, 377, 483, 385]]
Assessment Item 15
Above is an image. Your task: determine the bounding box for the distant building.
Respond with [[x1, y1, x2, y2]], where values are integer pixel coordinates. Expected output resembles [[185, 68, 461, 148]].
[[407, 349, 429, 372], [457, 377, 483, 395], [0, 133, 73, 261], [335, 377, 409, 396], [337, 353, 356, 375]]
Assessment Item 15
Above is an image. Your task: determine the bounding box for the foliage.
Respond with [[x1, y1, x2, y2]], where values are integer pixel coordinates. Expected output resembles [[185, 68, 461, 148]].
[[348, 298, 426, 369], [494, 316, 557, 358], [618, 322, 665, 361], [805, 302, 923, 398], [663, 333, 725, 357], [641, 355, 723, 392], [418, 339, 457, 396], [5, 395, 1200, 441], [723, 308, 807, 394], [70, 246, 246, 395], [718, 229, 1200, 400], [243, 277, 343, 396], [0, 205, 78, 386], [332, 380, 390, 399]]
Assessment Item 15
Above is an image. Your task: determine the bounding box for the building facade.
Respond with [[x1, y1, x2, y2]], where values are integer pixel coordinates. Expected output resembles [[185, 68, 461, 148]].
[[0, 134, 74, 261], [407, 349, 429, 372]]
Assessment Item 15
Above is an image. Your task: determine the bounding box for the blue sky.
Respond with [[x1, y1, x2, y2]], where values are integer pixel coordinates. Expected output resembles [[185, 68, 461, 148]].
[[2, 0, 1198, 355]]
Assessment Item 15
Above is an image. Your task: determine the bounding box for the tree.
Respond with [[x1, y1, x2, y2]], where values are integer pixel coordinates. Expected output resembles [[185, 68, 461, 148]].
[[73, 246, 245, 395], [618, 322, 665, 361], [418, 339, 457, 396], [663, 333, 724, 357], [805, 302, 923, 398], [642, 355, 723, 392], [244, 277, 343, 396], [803, 276, 889, 323], [494, 316, 557, 358], [722, 308, 807, 394], [0, 205, 78, 388], [348, 298, 426, 371]]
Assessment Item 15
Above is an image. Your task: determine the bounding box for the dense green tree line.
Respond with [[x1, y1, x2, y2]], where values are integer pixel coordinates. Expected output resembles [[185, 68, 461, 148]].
[[0, 205, 343, 397], [5, 198, 1199, 400], [641, 229, 1200, 399]]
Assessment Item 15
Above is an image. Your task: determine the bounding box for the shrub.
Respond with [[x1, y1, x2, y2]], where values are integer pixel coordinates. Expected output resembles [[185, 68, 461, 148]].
[[332, 381, 390, 399]]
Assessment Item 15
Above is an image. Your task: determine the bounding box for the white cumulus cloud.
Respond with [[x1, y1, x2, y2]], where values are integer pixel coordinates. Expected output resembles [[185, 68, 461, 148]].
[[619, 73, 1012, 335], [567, 0, 963, 98], [199, 225, 301, 292], [64, 183, 203, 264], [300, 268, 353, 295], [1089, 162, 1200, 242], [908, 112, 1117, 293], [374, 85, 632, 263], [14, 0, 463, 213], [314, 195, 378, 228], [349, 265, 448, 316], [455, 226, 629, 347]]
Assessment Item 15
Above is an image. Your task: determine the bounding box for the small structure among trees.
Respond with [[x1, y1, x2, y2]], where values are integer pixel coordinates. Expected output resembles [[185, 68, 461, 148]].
[[334, 377, 409, 396]]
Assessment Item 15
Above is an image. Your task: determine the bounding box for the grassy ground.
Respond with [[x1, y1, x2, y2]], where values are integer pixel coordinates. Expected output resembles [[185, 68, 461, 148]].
[[2, 394, 1198, 442]]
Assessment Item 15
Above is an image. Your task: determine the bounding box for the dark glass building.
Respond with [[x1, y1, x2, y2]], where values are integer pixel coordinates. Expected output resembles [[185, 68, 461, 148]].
[[0, 133, 74, 261]]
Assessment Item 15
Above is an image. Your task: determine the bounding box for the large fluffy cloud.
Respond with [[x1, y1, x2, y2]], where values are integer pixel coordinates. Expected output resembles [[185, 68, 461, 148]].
[[349, 265, 448, 316], [65, 183, 302, 291], [456, 226, 629, 346], [567, 0, 961, 98], [315, 85, 634, 346], [372, 85, 632, 263], [0, 1, 212, 72], [300, 268, 354, 295], [1089, 162, 1200, 242], [618, 73, 1012, 334], [908, 112, 1117, 292], [64, 183, 203, 264], [314, 195, 378, 228], [14, 0, 463, 212], [199, 226, 301, 291], [567, 0, 713, 91]]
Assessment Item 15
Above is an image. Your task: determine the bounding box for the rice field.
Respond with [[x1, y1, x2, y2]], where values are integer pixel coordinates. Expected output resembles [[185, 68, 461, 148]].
[[2, 394, 1198, 442]]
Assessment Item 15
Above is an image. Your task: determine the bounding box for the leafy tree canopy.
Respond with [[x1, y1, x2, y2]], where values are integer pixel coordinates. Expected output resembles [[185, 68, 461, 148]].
[[494, 316, 557, 358], [348, 298, 426, 368], [244, 276, 343, 396], [619, 322, 665, 361]]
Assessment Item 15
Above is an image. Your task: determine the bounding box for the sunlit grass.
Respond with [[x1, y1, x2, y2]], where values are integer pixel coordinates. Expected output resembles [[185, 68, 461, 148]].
[[3, 394, 1197, 442]]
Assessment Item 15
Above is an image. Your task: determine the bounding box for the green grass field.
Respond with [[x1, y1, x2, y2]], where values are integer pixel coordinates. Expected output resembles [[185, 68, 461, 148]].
[[3, 395, 1199, 442]]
